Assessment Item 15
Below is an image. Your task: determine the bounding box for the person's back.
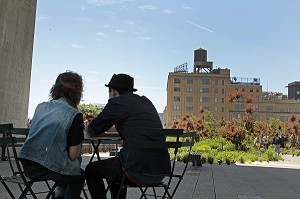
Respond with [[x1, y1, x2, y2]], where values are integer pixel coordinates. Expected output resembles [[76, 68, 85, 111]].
[[18, 71, 85, 199], [85, 74, 169, 199]]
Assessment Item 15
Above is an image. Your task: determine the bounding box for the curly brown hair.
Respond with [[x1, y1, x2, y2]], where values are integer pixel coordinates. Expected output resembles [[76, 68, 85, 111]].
[[50, 71, 83, 108]]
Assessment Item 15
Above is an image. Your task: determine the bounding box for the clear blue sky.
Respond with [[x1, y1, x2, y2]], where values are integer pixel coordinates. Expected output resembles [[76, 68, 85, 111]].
[[28, 0, 300, 118]]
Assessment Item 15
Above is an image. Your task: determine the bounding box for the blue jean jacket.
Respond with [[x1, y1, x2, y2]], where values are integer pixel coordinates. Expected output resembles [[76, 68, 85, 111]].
[[18, 98, 82, 175]]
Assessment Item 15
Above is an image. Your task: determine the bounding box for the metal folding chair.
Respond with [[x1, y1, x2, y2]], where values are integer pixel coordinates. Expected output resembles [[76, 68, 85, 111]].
[[117, 128, 195, 199], [0, 123, 57, 199]]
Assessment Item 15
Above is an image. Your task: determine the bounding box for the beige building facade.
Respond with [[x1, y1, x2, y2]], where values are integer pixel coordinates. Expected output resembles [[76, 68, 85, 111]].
[[164, 48, 300, 126], [0, 0, 37, 127]]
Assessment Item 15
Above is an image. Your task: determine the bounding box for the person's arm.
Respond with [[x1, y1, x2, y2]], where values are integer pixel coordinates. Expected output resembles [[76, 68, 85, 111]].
[[67, 113, 84, 161], [88, 100, 122, 135], [68, 144, 81, 160]]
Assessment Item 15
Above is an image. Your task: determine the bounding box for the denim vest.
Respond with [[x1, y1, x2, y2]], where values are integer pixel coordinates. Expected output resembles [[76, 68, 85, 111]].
[[18, 98, 81, 175]]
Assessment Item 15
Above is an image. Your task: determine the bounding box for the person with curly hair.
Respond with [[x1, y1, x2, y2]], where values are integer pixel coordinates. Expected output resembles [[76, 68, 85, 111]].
[[18, 71, 85, 199]]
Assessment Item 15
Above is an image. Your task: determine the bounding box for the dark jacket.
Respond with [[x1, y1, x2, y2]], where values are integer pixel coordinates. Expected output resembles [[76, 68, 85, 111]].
[[88, 92, 170, 176]]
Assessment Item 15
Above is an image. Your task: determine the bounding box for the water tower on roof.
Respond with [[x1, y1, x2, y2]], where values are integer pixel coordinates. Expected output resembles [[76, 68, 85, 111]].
[[194, 48, 213, 73]]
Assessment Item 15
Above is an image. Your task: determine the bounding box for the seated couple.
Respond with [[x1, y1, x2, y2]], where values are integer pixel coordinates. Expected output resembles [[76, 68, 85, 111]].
[[18, 72, 170, 199]]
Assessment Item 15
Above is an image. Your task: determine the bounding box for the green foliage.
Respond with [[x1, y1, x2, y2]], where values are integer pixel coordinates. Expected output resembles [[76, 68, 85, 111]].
[[225, 158, 231, 165], [201, 153, 207, 164], [239, 154, 245, 163], [78, 103, 101, 123], [207, 154, 214, 164]]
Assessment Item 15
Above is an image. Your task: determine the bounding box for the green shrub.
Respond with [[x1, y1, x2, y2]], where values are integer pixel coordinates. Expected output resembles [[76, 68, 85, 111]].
[[201, 153, 207, 164], [182, 153, 189, 163], [207, 155, 214, 164], [225, 158, 230, 165], [239, 155, 245, 163]]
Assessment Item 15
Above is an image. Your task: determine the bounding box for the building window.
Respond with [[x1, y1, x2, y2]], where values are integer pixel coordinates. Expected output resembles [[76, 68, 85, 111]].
[[214, 97, 218, 103], [187, 79, 193, 84], [255, 105, 259, 110], [222, 98, 224, 103], [215, 80, 218, 85], [186, 96, 193, 102], [186, 106, 193, 111], [200, 88, 210, 93], [214, 116, 218, 121], [173, 105, 180, 110], [279, 107, 285, 112], [214, 88, 218, 93], [266, 114, 273, 120], [173, 96, 180, 102], [174, 87, 180, 92], [266, 105, 273, 111], [250, 88, 253, 92], [279, 116, 288, 122], [222, 107, 224, 112], [222, 89, 224, 94], [222, 80, 224, 85], [200, 106, 210, 111], [200, 79, 210, 85], [234, 104, 245, 110], [200, 97, 210, 103], [242, 88, 245, 92], [187, 88, 193, 92], [173, 115, 181, 120], [214, 106, 218, 112], [174, 78, 180, 83], [256, 88, 260, 92], [256, 95, 260, 101]]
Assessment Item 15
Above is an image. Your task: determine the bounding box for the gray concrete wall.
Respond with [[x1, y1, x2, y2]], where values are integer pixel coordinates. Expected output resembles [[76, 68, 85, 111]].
[[0, 0, 37, 127]]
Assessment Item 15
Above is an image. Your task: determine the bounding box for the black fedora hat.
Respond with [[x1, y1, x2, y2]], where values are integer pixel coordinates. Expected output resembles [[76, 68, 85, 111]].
[[105, 74, 137, 92]]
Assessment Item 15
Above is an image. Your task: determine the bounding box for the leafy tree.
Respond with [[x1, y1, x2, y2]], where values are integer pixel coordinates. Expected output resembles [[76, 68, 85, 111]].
[[78, 103, 102, 124], [169, 109, 217, 142], [268, 117, 285, 137], [218, 119, 246, 150]]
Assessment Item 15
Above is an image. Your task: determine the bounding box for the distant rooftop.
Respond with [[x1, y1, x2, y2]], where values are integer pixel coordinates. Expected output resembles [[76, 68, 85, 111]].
[[230, 76, 260, 85]]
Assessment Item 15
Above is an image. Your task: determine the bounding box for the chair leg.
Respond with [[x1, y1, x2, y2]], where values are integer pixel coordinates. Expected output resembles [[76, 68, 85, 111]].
[[1, 178, 16, 199], [82, 187, 89, 199], [44, 182, 57, 199], [139, 187, 148, 199], [152, 187, 158, 199], [18, 181, 37, 199]]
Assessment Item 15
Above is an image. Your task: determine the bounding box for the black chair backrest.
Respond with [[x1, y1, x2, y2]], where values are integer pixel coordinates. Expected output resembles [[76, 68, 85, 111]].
[[124, 128, 183, 150], [0, 123, 14, 136]]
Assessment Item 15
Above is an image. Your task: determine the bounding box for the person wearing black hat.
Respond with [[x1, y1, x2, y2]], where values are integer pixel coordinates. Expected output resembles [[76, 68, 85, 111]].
[[85, 73, 170, 199]]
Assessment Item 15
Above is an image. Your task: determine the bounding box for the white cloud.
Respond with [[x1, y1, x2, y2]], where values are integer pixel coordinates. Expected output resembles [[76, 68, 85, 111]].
[[115, 29, 125, 33], [162, 9, 173, 14], [103, 24, 112, 28], [96, 32, 109, 38], [71, 44, 84, 48], [137, 36, 153, 40], [138, 4, 159, 11], [80, 4, 86, 10], [125, 20, 135, 25], [182, 5, 191, 9], [86, 0, 134, 6], [185, 20, 214, 33]]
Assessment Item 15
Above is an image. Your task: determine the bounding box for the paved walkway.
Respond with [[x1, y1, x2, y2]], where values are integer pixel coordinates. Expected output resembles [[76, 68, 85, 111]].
[[1, 154, 300, 198]]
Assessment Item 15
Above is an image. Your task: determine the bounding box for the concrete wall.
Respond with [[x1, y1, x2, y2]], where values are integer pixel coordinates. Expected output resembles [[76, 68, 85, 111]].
[[0, 0, 37, 127]]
